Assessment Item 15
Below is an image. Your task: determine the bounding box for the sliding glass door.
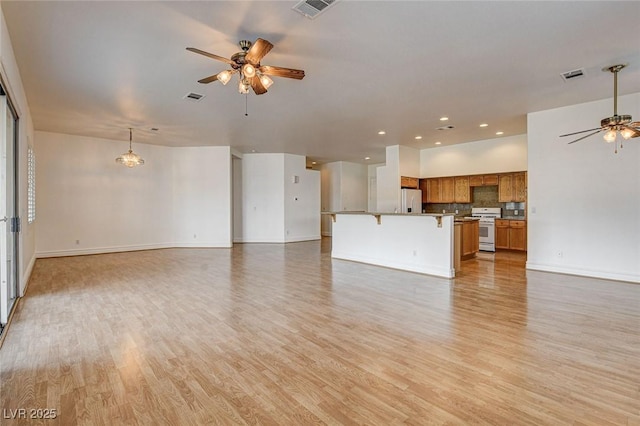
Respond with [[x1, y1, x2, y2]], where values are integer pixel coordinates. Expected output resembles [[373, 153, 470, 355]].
[[0, 86, 19, 326]]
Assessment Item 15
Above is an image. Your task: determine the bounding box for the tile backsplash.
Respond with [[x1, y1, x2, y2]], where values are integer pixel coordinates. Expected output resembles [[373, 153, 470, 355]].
[[423, 186, 526, 218]]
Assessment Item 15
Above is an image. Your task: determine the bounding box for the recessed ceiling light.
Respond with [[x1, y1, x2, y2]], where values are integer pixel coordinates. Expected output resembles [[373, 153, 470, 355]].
[[435, 141, 442, 145], [479, 123, 488, 128], [415, 136, 422, 140], [311, 161, 317, 165], [378, 130, 386, 135], [364, 157, 371, 160], [496, 131, 504, 135], [440, 116, 449, 121]]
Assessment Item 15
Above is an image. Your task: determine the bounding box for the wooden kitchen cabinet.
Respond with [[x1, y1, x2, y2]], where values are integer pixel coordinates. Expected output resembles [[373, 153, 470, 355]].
[[469, 174, 499, 187], [509, 220, 527, 251], [498, 174, 513, 202], [513, 172, 527, 202], [454, 176, 472, 203], [419, 179, 429, 203], [401, 176, 419, 189], [462, 220, 480, 257], [440, 177, 455, 203], [498, 172, 527, 202], [425, 178, 441, 203], [495, 219, 510, 249], [495, 219, 526, 251]]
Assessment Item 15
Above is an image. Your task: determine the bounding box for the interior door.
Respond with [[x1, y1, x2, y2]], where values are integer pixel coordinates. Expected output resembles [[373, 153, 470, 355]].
[[0, 88, 19, 326]]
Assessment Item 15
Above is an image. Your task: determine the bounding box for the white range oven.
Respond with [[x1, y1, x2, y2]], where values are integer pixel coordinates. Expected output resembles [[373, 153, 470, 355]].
[[470, 207, 502, 252]]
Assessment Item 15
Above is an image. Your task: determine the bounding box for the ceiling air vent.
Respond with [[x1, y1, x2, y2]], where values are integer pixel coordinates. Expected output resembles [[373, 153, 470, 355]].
[[292, 0, 337, 19], [436, 125, 455, 131], [183, 92, 205, 101], [560, 68, 586, 82]]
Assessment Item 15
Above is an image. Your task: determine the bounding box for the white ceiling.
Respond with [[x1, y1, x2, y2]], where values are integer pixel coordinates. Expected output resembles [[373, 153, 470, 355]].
[[3, 1, 640, 164]]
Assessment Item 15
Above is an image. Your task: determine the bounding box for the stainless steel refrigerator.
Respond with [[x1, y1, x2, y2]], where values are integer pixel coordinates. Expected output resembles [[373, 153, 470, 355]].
[[401, 188, 422, 213]]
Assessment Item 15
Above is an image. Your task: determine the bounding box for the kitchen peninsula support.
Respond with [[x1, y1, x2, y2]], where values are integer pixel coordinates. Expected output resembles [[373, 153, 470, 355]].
[[330, 212, 455, 278]]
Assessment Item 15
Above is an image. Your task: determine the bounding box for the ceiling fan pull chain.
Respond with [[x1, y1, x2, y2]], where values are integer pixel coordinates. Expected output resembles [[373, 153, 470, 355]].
[[245, 93, 248, 117]]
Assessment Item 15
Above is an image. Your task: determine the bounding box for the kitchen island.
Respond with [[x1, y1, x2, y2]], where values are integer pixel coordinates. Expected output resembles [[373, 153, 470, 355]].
[[329, 212, 456, 278]]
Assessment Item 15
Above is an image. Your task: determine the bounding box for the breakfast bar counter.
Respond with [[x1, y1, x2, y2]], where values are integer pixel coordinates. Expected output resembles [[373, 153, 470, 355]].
[[329, 212, 456, 278]]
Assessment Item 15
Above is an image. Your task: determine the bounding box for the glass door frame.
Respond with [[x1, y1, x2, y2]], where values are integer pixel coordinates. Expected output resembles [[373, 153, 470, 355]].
[[0, 83, 19, 327]]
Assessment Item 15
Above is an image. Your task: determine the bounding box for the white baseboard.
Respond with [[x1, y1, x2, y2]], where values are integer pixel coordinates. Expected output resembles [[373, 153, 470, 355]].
[[285, 235, 321, 243], [37, 243, 173, 258], [526, 261, 640, 284], [20, 255, 36, 296]]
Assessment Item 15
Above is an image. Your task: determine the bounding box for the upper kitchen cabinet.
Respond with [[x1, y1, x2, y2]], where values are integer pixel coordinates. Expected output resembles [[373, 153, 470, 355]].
[[440, 177, 455, 203], [401, 176, 419, 189], [425, 178, 441, 203], [454, 176, 472, 203], [422, 176, 470, 203], [498, 172, 527, 202], [469, 174, 499, 187]]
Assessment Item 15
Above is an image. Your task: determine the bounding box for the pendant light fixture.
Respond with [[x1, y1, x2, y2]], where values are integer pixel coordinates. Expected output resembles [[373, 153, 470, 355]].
[[115, 128, 145, 168]]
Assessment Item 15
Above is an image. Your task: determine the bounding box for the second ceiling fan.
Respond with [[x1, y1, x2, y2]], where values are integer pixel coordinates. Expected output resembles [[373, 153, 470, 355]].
[[187, 38, 305, 95]]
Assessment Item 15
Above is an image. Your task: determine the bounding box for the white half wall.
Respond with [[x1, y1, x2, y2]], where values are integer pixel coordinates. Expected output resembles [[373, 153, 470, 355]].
[[527, 93, 640, 283], [420, 134, 528, 177]]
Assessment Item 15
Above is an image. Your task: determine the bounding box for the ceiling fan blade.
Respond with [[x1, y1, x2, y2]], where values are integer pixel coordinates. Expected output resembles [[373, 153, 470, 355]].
[[259, 65, 305, 80], [197, 74, 219, 84], [559, 127, 603, 138], [567, 129, 603, 144], [246, 38, 273, 64], [186, 47, 235, 65], [250, 76, 267, 95], [622, 125, 640, 138]]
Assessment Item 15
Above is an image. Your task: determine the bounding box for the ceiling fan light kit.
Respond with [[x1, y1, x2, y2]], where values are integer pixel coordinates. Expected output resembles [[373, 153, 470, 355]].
[[560, 63, 640, 153], [187, 38, 305, 96]]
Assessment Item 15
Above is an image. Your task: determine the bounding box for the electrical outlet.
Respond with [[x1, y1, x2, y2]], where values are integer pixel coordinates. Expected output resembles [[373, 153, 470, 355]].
[[193, 234, 197, 239], [455, 209, 459, 215], [412, 250, 417, 256], [75, 240, 80, 245], [557, 251, 563, 258], [514, 210, 519, 215]]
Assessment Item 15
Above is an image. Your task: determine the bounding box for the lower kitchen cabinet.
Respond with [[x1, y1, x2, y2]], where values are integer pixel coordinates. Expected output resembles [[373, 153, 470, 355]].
[[461, 220, 479, 257], [495, 219, 526, 251]]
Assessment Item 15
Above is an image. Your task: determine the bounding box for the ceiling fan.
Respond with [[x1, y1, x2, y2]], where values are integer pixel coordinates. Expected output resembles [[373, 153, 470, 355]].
[[186, 38, 305, 95], [560, 64, 640, 153]]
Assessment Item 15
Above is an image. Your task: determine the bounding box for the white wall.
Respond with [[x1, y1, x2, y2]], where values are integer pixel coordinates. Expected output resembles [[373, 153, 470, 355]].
[[241, 153, 320, 243], [284, 154, 320, 242], [237, 153, 285, 243], [35, 132, 233, 255], [527, 93, 640, 283], [367, 163, 383, 212], [420, 134, 528, 177], [232, 156, 243, 242], [320, 161, 367, 235], [376, 145, 401, 212], [399, 145, 420, 177], [172, 146, 232, 247], [1, 4, 36, 294]]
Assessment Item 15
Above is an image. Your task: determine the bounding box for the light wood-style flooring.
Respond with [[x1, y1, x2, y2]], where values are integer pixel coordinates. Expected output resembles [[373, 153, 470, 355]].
[[1, 239, 639, 425]]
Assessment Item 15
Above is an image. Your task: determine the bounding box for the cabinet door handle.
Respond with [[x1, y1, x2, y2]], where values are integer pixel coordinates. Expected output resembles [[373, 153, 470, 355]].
[[0, 216, 7, 223]]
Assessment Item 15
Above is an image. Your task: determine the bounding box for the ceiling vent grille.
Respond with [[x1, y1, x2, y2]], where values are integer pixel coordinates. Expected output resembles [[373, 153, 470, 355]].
[[184, 92, 205, 101], [292, 0, 337, 19], [560, 68, 586, 82]]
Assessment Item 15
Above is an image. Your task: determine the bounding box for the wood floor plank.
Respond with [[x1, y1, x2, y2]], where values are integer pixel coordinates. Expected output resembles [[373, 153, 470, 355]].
[[1, 240, 639, 424]]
